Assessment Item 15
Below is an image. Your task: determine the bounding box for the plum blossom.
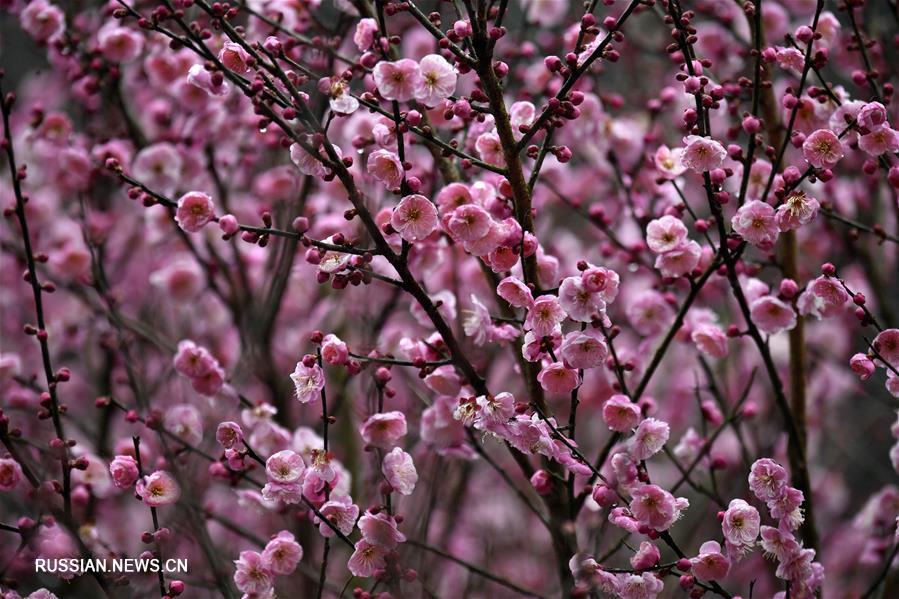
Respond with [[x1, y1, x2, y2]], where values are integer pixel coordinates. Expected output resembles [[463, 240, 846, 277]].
[[261, 531, 303, 576], [372, 59, 422, 102], [218, 42, 251, 73], [367, 149, 405, 191], [681, 135, 727, 172], [646, 215, 688, 254], [316, 496, 359, 538], [722, 498, 760, 553], [602, 395, 642, 432], [391, 194, 438, 241], [750, 296, 796, 335], [0, 457, 25, 491], [537, 361, 580, 394], [233, 550, 272, 595], [20, 0, 65, 43], [692, 324, 729, 358], [654, 145, 687, 179], [290, 362, 324, 404], [359, 411, 407, 448], [558, 276, 605, 322], [358, 511, 406, 548], [174, 191, 215, 233], [859, 126, 899, 156], [802, 129, 844, 169], [732, 200, 778, 248], [136, 471, 181, 507], [775, 191, 819, 232], [873, 329, 899, 368], [629, 418, 670, 461], [347, 540, 388, 577], [559, 329, 608, 369], [692, 541, 730, 581], [629, 484, 687, 531], [414, 54, 457, 107], [381, 447, 418, 495]]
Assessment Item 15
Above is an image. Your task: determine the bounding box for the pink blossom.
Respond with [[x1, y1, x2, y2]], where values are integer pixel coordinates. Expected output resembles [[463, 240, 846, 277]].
[[320, 334, 349, 366], [749, 458, 788, 501], [423, 365, 461, 396], [859, 127, 899, 156], [265, 450, 305, 483], [175, 191, 215, 233], [629, 541, 660, 571], [732, 200, 779, 247], [261, 531, 303, 576], [165, 404, 203, 446], [233, 550, 272, 595], [630, 484, 685, 531], [391, 194, 438, 241], [290, 142, 341, 178], [473, 392, 516, 432], [290, 362, 324, 404], [558, 276, 605, 322], [132, 143, 182, 193], [359, 411, 407, 448], [630, 418, 670, 461], [366, 149, 404, 191], [850, 352, 876, 380], [750, 296, 796, 335], [722, 498, 760, 550], [316, 496, 359, 538], [475, 131, 505, 166], [603, 395, 642, 433], [414, 54, 457, 107], [136, 471, 181, 507], [559, 329, 608, 369], [581, 266, 620, 302], [681, 135, 727, 172], [149, 258, 204, 301], [21, 0, 65, 43], [858, 101, 888, 130], [218, 41, 251, 73], [358, 510, 406, 548], [372, 59, 422, 102], [353, 18, 378, 51], [525, 295, 566, 337], [775, 191, 819, 232], [173, 340, 217, 379], [347, 540, 388, 577], [768, 486, 805, 530], [381, 447, 418, 495], [216, 421, 243, 449], [760, 525, 800, 562], [97, 25, 144, 64], [616, 573, 665, 599], [627, 291, 675, 337], [0, 457, 24, 491], [691, 324, 729, 358], [497, 276, 534, 308], [186, 64, 230, 96], [654, 240, 701, 277], [691, 541, 730, 581], [874, 329, 899, 368], [646, 215, 688, 254], [108, 455, 139, 489], [654, 145, 687, 179], [537, 361, 580, 394], [320, 76, 359, 115], [802, 129, 844, 169], [447, 203, 492, 242]]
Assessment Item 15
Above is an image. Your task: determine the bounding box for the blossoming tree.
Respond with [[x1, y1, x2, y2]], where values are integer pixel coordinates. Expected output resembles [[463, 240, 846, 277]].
[[1, 0, 899, 597]]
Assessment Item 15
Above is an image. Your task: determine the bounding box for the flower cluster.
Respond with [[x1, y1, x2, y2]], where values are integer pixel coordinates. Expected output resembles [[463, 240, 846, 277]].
[[2, 1, 899, 598]]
